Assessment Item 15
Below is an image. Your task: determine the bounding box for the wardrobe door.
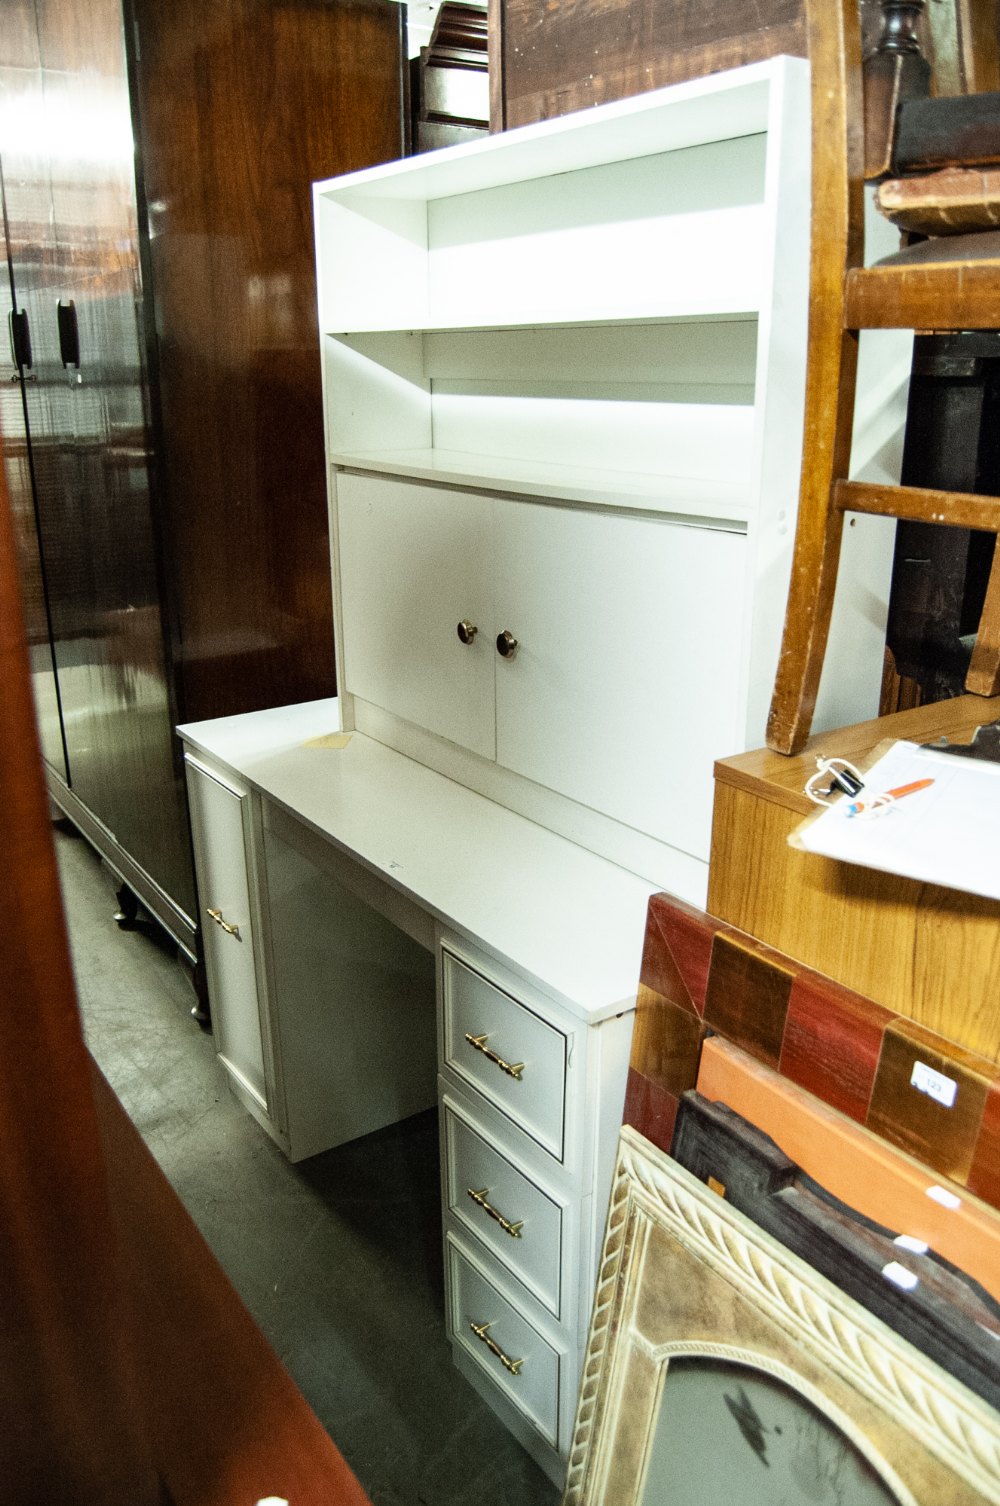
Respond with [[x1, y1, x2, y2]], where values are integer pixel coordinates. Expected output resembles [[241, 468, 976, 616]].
[[3, 0, 196, 923], [0, 0, 69, 780]]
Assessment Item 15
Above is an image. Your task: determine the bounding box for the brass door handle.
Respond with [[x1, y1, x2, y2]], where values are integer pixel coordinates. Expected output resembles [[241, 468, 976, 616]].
[[470, 1320, 523, 1375], [457, 619, 478, 645], [467, 1187, 524, 1238], [465, 1032, 524, 1080], [496, 629, 518, 659], [206, 906, 241, 940]]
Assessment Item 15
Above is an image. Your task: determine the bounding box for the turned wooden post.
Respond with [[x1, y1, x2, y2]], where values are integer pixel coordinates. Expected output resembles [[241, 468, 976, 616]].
[[864, 0, 932, 179]]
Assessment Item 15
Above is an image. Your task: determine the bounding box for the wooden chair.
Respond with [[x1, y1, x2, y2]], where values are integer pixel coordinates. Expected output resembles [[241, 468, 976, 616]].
[[766, 0, 1000, 755]]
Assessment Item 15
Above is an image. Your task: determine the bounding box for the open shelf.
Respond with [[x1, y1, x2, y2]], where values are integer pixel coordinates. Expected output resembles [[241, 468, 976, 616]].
[[323, 318, 761, 517], [330, 449, 753, 524]]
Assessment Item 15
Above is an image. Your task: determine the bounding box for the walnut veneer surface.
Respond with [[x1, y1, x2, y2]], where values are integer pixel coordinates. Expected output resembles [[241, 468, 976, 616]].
[[709, 693, 1000, 1064]]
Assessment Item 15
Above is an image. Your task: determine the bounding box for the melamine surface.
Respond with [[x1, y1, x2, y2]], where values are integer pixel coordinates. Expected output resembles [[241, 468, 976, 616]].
[[185, 762, 267, 1106], [177, 701, 656, 1022]]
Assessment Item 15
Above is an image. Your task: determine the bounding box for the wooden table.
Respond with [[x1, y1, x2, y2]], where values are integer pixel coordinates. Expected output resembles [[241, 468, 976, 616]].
[[709, 694, 1000, 1065]]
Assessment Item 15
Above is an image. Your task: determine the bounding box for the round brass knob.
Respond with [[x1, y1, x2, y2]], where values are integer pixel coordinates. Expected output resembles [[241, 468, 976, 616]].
[[457, 619, 478, 645], [496, 630, 518, 659]]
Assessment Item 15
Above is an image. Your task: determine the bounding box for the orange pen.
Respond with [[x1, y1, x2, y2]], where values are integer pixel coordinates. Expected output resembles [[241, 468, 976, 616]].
[[847, 777, 934, 816]]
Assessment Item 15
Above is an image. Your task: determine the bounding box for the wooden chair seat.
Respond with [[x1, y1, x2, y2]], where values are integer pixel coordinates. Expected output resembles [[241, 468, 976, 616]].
[[877, 168, 1000, 237], [766, 0, 1000, 754], [845, 230, 1000, 329]]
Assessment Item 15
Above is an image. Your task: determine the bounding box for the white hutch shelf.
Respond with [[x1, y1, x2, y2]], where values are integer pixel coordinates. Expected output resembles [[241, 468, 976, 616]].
[[313, 54, 908, 898]]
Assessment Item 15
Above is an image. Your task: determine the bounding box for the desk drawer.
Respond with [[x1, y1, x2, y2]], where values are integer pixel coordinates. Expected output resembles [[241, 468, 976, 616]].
[[443, 1096, 564, 1319], [447, 1234, 561, 1448], [441, 949, 567, 1159]]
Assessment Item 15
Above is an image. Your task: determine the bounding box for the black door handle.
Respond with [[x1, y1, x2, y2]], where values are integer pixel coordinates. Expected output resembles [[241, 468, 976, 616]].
[[57, 298, 80, 367], [8, 307, 32, 370]]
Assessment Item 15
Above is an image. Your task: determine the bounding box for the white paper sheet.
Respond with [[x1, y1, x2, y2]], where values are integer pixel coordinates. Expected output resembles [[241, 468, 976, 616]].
[[790, 739, 1000, 900]]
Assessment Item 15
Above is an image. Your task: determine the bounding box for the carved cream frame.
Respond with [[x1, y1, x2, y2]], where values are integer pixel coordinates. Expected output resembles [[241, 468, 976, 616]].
[[563, 1125, 1000, 1506]]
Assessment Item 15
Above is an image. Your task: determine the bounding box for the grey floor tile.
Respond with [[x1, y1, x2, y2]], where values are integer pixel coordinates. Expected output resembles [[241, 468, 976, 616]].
[[55, 822, 560, 1506]]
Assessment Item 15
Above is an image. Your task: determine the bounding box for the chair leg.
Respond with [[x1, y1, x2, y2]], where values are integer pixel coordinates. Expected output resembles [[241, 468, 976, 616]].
[[766, 499, 850, 755], [966, 538, 1000, 695], [766, 302, 861, 755], [767, 0, 866, 755]]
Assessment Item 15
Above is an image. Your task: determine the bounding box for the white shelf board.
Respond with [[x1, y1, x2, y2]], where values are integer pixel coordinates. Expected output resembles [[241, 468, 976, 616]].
[[326, 313, 759, 338], [330, 449, 753, 525], [313, 59, 784, 205], [177, 700, 658, 1024], [325, 298, 763, 335]]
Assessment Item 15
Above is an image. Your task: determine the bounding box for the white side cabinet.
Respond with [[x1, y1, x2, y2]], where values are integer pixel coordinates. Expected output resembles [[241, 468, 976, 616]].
[[437, 937, 633, 1479], [184, 745, 439, 1163], [178, 700, 656, 1486], [184, 756, 273, 1122]]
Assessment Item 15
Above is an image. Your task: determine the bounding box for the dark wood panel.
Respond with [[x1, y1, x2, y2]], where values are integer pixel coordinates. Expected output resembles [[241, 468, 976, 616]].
[[12, 0, 197, 917], [0, 442, 160, 1506], [494, 0, 949, 131], [496, 0, 806, 130], [670, 1092, 1000, 1411], [131, 0, 406, 724], [0, 10, 71, 780], [1, 441, 372, 1506]]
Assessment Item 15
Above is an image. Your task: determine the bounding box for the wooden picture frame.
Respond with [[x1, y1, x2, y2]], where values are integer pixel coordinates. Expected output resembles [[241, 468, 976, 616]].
[[669, 1091, 1000, 1410], [563, 1125, 1000, 1505]]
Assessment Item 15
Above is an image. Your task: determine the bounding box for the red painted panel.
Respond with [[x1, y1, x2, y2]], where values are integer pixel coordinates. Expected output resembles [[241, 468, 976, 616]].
[[780, 973, 894, 1123]]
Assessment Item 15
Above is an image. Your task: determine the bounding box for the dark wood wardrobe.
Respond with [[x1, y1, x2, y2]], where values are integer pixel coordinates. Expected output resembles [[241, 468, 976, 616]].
[[1, 0, 405, 961]]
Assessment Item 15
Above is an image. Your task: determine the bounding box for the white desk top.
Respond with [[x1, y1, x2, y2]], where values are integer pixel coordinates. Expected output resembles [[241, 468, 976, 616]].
[[178, 700, 658, 1023]]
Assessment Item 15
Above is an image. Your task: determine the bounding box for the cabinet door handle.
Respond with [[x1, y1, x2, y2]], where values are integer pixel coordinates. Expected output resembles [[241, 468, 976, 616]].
[[467, 1187, 524, 1238], [57, 298, 80, 368], [464, 1032, 524, 1080], [206, 906, 241, 940], [457, 619, 478, 644], [8, 307, 32, 370], [496, 629, 518, 659], [469, 1320, 523, 1375]]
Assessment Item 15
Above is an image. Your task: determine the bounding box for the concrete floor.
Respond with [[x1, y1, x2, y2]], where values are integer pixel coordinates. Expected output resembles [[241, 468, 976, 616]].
[[56, 820, 560, 1506]]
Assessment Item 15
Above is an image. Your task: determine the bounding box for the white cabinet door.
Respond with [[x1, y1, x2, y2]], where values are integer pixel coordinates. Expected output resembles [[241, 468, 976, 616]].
[[493, 500, 746, 861], [336, 472, 496, 758], [185, 759, 268, 1108]]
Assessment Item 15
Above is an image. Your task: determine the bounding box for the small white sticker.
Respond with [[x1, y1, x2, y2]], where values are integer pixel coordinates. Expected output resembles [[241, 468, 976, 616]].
[[910, 1059, 958, 1108], [926, 1185, 962, 1210], [893, 1235, 929, 1255], [882, 1261, 919, 1292]]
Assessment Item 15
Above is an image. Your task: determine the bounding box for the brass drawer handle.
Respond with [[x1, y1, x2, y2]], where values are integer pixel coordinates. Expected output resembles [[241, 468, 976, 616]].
[[470, 1320, 523, 1375], [457, 619, 478, 645], [464, 1032, 524, 1080], [467, 1187, 524, 1238], [496, 629, 518, 659], [206, 906, 241, 940]]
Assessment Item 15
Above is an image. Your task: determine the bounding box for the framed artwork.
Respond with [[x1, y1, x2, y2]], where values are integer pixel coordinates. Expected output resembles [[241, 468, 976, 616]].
[[563, 1126, 1000, 1506]]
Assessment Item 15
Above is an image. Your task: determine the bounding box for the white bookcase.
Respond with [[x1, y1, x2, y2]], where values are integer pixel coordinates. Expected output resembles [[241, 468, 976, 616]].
[[313, 55, 908, 901]]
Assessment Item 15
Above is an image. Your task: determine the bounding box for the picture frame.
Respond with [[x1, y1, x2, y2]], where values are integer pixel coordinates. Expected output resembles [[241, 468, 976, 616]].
[[669, 1090, 1000, 1410], [563, 1125, 1000, 1505]]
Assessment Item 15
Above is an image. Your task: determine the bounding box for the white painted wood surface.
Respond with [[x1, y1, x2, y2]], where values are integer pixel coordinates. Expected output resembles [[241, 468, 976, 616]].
[[314, 55, 908, 901], [184, 759, 268, 1108], [177, 701, 657, 1023]]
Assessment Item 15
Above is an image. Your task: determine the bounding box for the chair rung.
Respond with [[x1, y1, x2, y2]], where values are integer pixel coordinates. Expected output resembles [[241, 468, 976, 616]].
[[835, 480, 1000, 531], [844, 262, 1000, 331]]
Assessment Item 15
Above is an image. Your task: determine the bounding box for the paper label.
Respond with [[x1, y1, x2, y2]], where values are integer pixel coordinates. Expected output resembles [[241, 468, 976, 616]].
[[910, 1059, 958, 1109]]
